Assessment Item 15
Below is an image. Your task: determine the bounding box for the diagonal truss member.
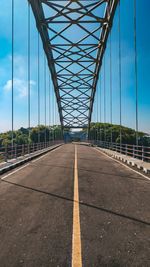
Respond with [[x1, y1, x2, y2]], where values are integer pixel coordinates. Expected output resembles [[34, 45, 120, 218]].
[[29, 0, 118, 129]]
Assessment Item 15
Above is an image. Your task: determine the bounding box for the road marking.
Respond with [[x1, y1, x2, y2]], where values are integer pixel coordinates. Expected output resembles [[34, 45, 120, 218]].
[[72, 145, 82, 267], [94, 147, 150, 181], [32, 146, 61, 163], [1, 146, 62, 181], [1, 163, 30, 180]]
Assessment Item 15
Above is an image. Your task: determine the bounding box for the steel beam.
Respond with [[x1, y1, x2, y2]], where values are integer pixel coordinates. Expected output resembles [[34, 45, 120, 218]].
[[29, 0, 118, 129]]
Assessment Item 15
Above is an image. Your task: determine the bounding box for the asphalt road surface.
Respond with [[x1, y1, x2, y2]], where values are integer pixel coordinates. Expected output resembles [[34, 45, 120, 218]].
[[0, 144, 150, 267]]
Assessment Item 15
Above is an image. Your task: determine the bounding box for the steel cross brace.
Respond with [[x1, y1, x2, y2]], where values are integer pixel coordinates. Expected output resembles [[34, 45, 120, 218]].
[[29, 0, 119, 129]]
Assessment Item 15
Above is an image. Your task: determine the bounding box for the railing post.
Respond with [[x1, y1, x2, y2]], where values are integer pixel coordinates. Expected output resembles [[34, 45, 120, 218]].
[[11, 144, 13, 159], [22, 144, 25, 156], [142, 146, 144, 161], [109, 141, 111, 150], [133, 145, 135, 158], [28, 143, 30, 155], [15, 144, 17, 158], [5, 145, 8, 162]]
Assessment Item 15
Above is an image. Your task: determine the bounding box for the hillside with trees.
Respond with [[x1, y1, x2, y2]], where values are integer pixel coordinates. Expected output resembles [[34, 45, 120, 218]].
[[0, 125, 62, 148], [89, 123, 150, 146], [0, 123, 150, 147]]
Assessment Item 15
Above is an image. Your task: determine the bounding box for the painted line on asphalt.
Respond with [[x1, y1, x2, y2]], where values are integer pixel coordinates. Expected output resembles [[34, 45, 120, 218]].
[[32, 146, 61, 163], [1, 146, 62, 181], [94, 147, 150, 181], [1, 163, 30, 180], [72, 145, 82, 267]]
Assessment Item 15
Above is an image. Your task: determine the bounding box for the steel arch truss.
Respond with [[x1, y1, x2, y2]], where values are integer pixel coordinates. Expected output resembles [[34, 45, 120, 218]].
[[29, 0, 118, 128]]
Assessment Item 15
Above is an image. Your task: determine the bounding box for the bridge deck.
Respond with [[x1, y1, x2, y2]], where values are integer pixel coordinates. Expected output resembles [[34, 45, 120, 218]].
[[0, 144, 149, 266]]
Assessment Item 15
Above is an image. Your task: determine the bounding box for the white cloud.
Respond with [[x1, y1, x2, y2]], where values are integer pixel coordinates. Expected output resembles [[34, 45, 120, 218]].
[[3, 78, 36, 98]]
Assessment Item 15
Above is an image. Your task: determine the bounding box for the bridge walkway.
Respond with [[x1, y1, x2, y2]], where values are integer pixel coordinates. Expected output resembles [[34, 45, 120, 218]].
[[0, 144, 149, 266]]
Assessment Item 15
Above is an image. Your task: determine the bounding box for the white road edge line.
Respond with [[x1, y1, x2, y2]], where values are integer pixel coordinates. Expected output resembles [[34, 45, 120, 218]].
[[94, 147, 150, 181], [1, 163, 30, 180], [1, 146, 62, 181], [32, 146, 61, 163]]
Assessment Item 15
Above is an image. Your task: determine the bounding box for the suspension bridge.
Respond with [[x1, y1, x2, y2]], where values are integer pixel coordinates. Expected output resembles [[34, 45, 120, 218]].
[[0, 1, 150, 266]]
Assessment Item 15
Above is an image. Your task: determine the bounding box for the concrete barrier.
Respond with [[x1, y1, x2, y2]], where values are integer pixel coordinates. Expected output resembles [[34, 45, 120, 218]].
[[96, 146, 150, 174]]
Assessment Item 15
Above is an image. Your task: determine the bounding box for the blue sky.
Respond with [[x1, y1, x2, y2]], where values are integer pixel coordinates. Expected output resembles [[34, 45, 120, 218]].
[[92, 0, 150, 134], [0, 0, 59, 132], [0, 0, 150, 133]]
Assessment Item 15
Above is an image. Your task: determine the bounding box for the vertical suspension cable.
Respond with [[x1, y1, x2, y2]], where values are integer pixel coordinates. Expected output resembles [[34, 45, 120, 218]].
[[49, 74, 51, 142], [44, 55, 47, 145], [11, 0, 14, 149], [134, 0, 139, 146], [53, 89, 55, 125], [49, 79, 52, 140], [54, 88, 56, 141], [97, 86, 98, 123], [52, 85, 54, 141], [104, 56, 106, 142], [37, 33, 40, 144], [53, 93, 55, 128], [94, 107, 96, 141], [99, 74, 102, 142], [99, 75, 102, 122], [55, 98, 58, 139], [54, 96, 56, 140], [28, 2, 31, 149], [55, 94, 57, 140], [50, 79, 52, 141], [96, 86, 98, 142], [97, 87, 99, 140], [54, 94, 56, 141], [118, 1, 122, 147], [110, 32, 113, 143], [93, 96, 95, 140]]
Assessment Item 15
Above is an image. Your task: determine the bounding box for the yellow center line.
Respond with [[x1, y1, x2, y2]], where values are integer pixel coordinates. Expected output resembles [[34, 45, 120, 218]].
[[72, 145, 82, 267]]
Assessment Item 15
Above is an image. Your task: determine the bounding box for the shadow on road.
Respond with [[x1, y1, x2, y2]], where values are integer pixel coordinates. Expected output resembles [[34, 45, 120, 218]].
[[2, 179, 150, 227], [30, 162, 148, 182]]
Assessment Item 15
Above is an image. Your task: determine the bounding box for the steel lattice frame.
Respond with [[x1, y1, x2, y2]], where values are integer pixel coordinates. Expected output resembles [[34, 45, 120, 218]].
[[29, 0, 118, 129]]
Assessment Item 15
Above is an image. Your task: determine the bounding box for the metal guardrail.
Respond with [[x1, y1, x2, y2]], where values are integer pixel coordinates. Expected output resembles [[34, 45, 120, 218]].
[[89, 140, 150, 162], [0, 140, 63, 163]]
